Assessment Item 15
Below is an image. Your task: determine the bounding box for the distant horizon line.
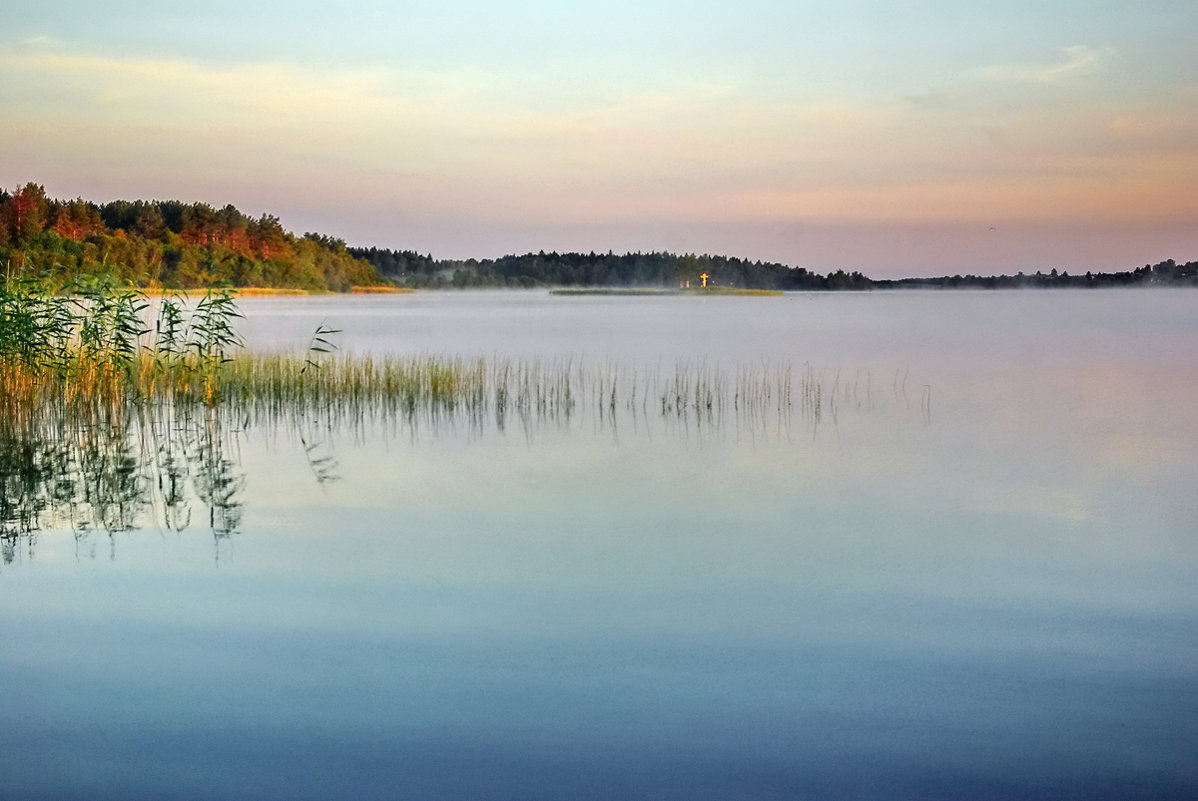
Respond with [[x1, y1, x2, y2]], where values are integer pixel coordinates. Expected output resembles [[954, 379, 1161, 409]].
[[4, 180, 1194, 286]]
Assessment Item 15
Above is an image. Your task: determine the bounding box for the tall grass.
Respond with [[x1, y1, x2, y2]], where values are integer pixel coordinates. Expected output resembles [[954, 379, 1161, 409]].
[[2, 276, 908, 439], [0, 277, 244, 408]]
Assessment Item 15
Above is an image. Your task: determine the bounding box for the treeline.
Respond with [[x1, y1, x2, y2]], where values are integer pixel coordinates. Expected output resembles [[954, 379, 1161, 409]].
[[349, 247, 873, 290], [355, 246, 1197, 291], [0, 183, 381, 291], [4, 182, 1193, 293], [875, 261, 1198, 289]]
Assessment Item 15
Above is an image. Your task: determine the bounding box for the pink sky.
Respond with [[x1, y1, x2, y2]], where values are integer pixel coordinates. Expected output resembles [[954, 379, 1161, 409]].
[[3, 3, 1195, 277]]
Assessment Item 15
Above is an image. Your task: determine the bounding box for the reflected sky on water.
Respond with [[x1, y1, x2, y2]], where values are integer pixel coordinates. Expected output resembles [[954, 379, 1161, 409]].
[[2, 290, 1197, 800]]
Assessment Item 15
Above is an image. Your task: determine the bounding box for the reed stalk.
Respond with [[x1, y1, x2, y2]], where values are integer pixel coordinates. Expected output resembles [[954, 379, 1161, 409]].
[[1, 275, 891, 438]]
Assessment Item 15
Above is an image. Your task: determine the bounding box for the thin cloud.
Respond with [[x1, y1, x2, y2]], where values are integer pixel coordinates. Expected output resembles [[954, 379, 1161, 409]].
[[980, 45, 1114, 85], [0, 46, 398, 119], [3, 39, 1191, 234], [902, 89, 959, 110], [904, 45, 1113, 110]]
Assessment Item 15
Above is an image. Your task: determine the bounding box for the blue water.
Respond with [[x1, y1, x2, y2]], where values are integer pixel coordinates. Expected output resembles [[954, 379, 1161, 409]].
[[2, 290, 1196, 799]]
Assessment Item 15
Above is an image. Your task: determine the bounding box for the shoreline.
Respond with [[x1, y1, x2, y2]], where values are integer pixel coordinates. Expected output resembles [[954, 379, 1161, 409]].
[[550, 287, 784, 297], [135, 285, 414, 297]]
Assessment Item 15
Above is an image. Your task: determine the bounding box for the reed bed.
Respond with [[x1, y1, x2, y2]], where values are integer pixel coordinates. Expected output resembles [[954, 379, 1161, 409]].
[[3, 346, 851, 551], [4, 350, 853, 430], [2, 277, 889, 438], [214, 353, 815, 433], [2, 349, 844, 437]]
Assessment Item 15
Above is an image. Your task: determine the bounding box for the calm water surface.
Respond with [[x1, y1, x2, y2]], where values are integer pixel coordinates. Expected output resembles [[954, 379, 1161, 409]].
[[2, 290, 1196, 800]]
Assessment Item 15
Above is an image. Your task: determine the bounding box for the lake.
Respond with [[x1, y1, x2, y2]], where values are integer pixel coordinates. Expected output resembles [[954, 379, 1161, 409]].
[[2, 289, 1196, 800]]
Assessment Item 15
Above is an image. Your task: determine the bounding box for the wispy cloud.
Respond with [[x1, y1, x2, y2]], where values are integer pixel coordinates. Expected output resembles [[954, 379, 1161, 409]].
[[2, 39, 1192, 235], [1, 45, 402, 121], [904, 44, 1115, 112], [980, 45, 1114, 85], [902, 89, 958, 110]]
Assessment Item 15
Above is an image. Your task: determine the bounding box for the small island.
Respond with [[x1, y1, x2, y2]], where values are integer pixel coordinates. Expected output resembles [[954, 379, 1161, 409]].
[[550, 287, 783, 297]]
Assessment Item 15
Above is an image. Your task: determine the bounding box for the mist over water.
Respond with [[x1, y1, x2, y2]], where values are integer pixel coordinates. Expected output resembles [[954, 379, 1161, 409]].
[[3, 289, 1196, 800]]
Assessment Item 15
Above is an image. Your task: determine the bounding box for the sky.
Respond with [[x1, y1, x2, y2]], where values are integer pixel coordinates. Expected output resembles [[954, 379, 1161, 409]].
[[2, 1, 1195, 277]]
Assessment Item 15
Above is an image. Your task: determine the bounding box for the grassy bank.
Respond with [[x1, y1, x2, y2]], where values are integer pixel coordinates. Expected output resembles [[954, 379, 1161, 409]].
[[137, 285, 413, 297], [349, 285, 415, 294], [138, 286, 315, 297]]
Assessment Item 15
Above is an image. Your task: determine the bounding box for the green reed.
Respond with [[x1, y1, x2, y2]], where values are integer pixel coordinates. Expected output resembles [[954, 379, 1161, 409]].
[[0, 277, 247, 407], [1, 275, 881, 438]]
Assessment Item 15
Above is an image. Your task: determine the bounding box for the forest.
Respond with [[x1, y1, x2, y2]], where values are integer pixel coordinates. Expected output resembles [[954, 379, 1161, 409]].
[[351, 248, 1195, 290], [873, 262, 1198, 289], [0, 183, 382, 291], [3, 183, 1194, 291], [348, 247, 873, 290]]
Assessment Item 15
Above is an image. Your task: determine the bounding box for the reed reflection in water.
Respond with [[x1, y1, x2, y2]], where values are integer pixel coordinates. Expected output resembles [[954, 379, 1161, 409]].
[[0, 356, 924, 564], [0, 400, 245, 564]]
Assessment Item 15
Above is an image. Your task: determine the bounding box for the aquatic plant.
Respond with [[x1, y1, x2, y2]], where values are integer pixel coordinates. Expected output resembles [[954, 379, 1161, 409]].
[[0, 278, 247, 408], [1, 274, 919, 447]]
